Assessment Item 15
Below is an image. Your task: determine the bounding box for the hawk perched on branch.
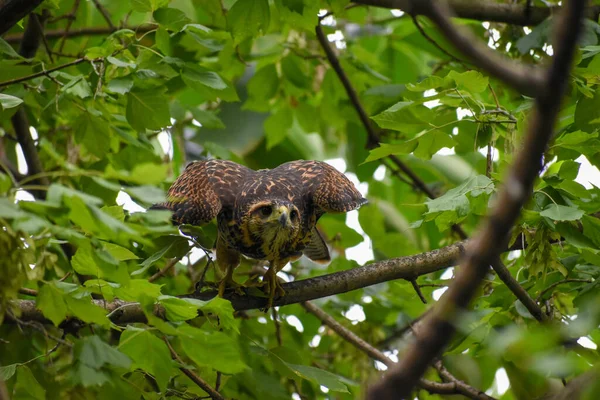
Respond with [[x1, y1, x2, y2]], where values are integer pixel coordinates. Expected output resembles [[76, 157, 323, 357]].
[[156, 159, 367, 308]]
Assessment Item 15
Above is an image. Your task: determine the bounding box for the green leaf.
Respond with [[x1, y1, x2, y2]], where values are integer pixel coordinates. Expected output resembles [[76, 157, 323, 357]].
[[540, 204, 584, 221], [131, 0, 153, 13], [227, 0, 270, 44], [363, 142, 415, 163], [158, 295, 199, 321], [114, 279, 163, 302], [62, 75, 93, 98], [179, 325, 248, 374], [371, 101, 435, 133], [79, 335, 132, 369], [0, 37, 21, 58], [155, 27, 171, 55], [182, 65, 228, 90], [106, 77, 134, 94], [197, 297, 238, 332], [285, 363, 350, 393], [37, 283, 68, 326], [423, 175, 494, 230], [0, 198, 26, 219], [281, 0, 303, 14], [264, 107, 292, 149], [72, 241, 130, 284], [72, 364, 111, 387], [153, 7, 191, 31], [126, 90, 171, 132], [412, 131, 455, 160], [107, 56, 136, 69], [126, 185, 166, 204], [65, 296, 111, 327], [119, 329, 173, 391], [575, 91, 600, 132], [190, 108, 226, 129], [74, 113, 111, 158], [319, 217, 364, 248], [447, 70, 489, 93], [133, 236, 190, 276], [103, 242, 140, 261], [14, 366, 45, 400], [0, 93, 23, 109], [0, 364, 17, 380]]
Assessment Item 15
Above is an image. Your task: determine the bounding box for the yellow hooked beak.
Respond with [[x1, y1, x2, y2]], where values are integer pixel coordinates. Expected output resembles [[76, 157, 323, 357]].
[[270, 205, 291, 228]]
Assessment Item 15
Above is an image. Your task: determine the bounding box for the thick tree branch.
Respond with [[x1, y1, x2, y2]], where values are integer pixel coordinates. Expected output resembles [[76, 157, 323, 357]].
[[9, 241, 468, 324], [367, 0, 587, 397], [0, 0, 44, 35], [11, 14, 49, 200], [421, 0, 543, 96], [353, 0, 600, 26]]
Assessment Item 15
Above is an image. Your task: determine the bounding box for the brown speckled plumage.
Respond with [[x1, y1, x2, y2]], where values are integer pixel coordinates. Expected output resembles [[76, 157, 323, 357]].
[[157, 159, 367, 307]]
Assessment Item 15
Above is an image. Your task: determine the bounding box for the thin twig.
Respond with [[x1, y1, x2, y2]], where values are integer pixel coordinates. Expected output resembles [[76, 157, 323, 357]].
[[148, 258, 180, 283], [164, 338, 225, 400], [3, 24, 158, 44], [18, 287, 38, 297], [0, 57, 94, 89], [9, 312, 73, 347], [486, 143, 493, 178], [215, 372, 221, 391], [58, 0, 81, 53], [536, 279, 593, 302], [367, 0, 587, 396], [32, 13, 53, 63], [91, 0, 116, 30], [410, 280, 427, 304], [272, 307, 283, 346]]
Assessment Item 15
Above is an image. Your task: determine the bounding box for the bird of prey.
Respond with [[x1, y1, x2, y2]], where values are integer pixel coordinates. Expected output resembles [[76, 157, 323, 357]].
[[155, 159, 367, 308]]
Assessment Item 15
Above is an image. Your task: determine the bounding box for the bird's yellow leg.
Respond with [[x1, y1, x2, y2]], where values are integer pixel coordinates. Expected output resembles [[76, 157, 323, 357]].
[[216, 237, 242, 296], [263, 265, 286, 310], [217, 264, 242, 297]]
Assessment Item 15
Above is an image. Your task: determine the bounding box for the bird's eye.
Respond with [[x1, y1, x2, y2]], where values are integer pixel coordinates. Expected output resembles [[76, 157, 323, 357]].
[[259, 206, 272, 216], [290, 210, 298, 220]]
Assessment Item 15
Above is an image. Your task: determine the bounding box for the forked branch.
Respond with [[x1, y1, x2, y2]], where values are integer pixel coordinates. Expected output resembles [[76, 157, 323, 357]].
[[367, 0, 587, 397]]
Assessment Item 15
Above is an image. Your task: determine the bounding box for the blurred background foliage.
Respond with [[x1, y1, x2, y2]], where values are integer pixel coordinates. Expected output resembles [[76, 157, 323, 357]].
[[1, 0, 600, 399]]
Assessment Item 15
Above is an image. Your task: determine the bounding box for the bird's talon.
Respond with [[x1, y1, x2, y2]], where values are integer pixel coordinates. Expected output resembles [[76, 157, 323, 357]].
[[218, 278, 242, 297]]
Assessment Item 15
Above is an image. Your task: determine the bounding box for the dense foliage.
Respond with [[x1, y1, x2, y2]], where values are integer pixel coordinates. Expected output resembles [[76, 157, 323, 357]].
[[1, 0, 600, 399]]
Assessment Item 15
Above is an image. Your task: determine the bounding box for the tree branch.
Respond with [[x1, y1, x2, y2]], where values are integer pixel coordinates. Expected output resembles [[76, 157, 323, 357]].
[[164, 338, 225, 400], [353, 0, 600, 26], [318, 13, 545, 323], [9, 241, 468, 324], [11, 13, 49, 200], [302, 302, 495, 400], [0, 57, 93, 89], [0, 0, 44, 35], [3, 25, 157, 44], [420, 0, 543, 97], [90, 0, 115, 30], [367, 0, 587, 397]]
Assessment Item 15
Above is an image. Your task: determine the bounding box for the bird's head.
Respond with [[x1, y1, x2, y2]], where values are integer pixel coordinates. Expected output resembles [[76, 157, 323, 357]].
[[245, 200, 301, 238]]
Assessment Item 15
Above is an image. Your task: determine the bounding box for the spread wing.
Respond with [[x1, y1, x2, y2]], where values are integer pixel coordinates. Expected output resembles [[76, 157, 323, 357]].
[[154, 159, 253, 226], [277, 160, 368, 214], [303, 227, 331, 264]]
